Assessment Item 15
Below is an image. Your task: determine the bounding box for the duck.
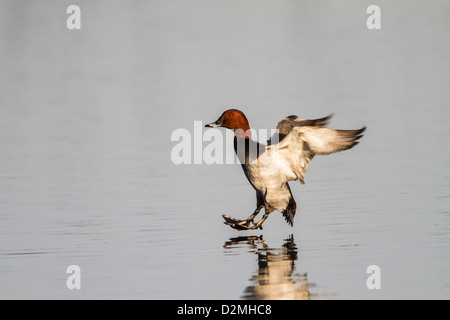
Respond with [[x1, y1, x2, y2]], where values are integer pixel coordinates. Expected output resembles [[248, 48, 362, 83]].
[[205, 109, 365, 230]]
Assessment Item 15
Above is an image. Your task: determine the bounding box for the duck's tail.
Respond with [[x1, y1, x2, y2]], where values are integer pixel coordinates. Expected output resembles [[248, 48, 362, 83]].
[[282, 189, 297, 227]]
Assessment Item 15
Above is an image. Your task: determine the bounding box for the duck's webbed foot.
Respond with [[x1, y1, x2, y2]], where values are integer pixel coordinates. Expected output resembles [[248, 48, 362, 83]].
[[222, 214, 258, 230], [222, 211, 270, 231], [222, 206, 263, 230]]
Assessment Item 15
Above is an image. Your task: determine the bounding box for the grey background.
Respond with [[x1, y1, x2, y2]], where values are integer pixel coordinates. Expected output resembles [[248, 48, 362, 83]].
[[0, 0, 449, 299]]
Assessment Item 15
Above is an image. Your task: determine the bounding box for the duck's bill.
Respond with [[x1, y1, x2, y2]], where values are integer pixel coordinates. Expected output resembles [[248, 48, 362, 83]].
[[205, 120, 221, 128]]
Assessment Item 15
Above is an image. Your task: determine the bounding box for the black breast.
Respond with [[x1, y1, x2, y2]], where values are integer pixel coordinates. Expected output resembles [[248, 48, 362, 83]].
[[233, 138, 266, 165]]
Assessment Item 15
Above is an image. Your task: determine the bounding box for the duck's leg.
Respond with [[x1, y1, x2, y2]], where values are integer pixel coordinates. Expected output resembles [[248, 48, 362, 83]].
[[222, 192, 265, 229], [222, 205, 263, 228], [250, 210, 272, 230], [224, 209, 273, 231], [245, 205, 264, 225]]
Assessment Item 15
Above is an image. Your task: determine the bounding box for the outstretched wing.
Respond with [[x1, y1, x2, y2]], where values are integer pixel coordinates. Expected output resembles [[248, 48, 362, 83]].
[[265, 125, 365, 184], [267, 114, 332, 146], [296, 126, 366, 155]]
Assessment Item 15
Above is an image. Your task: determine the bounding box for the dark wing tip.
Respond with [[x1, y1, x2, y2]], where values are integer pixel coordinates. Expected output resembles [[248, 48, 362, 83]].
[[333, 126, 366, 152], [314, 114, 333, 127], [294, 114, 333, 128], [354, 126, 366, 140]]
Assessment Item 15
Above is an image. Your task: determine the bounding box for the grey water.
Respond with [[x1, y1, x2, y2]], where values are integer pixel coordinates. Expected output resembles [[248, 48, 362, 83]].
[[0, 0, 449, 299]]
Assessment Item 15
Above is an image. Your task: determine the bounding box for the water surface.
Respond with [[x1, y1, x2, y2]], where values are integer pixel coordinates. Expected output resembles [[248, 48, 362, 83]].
[[0, 0, 449, 299]]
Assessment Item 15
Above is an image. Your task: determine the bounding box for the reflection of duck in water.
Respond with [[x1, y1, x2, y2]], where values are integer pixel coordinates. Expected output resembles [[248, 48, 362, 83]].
[[224, 235, 310, 300]]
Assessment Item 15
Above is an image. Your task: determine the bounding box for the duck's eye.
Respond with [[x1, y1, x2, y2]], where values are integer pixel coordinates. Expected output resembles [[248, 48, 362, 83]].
[[228, 114, 232, 117]]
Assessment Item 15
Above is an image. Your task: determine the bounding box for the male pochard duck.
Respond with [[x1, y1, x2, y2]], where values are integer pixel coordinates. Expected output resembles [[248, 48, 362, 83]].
[[205, 109, 365, 230]]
